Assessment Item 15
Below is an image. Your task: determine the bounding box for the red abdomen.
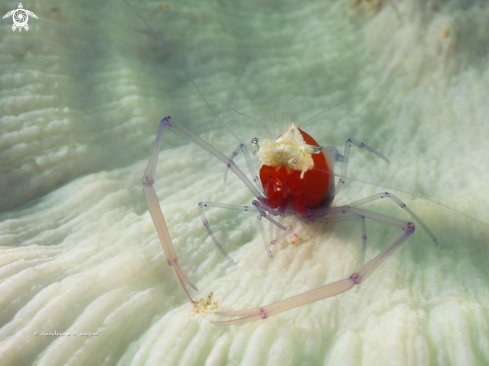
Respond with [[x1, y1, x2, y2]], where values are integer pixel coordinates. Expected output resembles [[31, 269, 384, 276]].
[[259, 128, 331, 214]]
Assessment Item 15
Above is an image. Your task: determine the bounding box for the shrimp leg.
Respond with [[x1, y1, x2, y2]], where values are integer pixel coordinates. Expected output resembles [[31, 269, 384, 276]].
[[312, 214, 368, 266], [332, 139, 390, 197], [349, 192, 438, 246], [164, 117, 264, 199], [143, 117, 267, 302], [223, 143, 263, 193], [257, 214, 274, 258], [198, 202, 258, 264], [142, 119, 197, 303], [212, 216, 415, 326]]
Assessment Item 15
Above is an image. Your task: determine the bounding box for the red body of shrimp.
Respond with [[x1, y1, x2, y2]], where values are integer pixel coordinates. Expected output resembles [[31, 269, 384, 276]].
[[259, 128, 332, 214]]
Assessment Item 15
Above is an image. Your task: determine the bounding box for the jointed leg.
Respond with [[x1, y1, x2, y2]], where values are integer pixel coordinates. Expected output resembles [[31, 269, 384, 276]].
[[310, 213, 367, 265], [223, 144, 263, 193], [348, 192, 438, 246], [142, 117, 268, 303], [316, 213, 367, 290], [270, 210, 287, 255], [332, 138, 389, 197], [253, 202, 291, 256], [198, 201, 291, 263], [360, 217, 367, 267], [164, 117, 264, 199], [271, 214, 299, 245], [252, 200, 287, 232], [299, 212, 367, 288], [257, 214, 273, 258], [198, 202, 258, 264], [212, 210, 415, 325], [311, 206, 409, 230], [198, 200, 296, 261], [260, 212, 299, 248], [142, 119, 197, 303]]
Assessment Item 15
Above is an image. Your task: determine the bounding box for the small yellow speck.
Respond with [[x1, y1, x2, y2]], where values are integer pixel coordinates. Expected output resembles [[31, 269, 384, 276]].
[[193, 292, 221, 314]]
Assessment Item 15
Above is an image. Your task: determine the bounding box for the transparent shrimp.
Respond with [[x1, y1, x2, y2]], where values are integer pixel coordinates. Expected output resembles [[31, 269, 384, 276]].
[[128, 1, 438, 324]]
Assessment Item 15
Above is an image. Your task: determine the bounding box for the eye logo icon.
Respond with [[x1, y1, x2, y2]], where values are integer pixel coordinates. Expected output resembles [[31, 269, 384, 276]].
[[3, 3, 38, 32]]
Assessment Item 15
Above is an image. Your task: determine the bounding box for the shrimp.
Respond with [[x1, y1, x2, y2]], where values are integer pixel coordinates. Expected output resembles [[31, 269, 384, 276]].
[[127, 1, 438, 325]]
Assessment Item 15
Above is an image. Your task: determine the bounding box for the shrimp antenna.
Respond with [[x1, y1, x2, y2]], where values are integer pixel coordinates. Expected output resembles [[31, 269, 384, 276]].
[[124, 0, 242, 143], [231, 108, 273, 139], [301, 94, 353, 124]]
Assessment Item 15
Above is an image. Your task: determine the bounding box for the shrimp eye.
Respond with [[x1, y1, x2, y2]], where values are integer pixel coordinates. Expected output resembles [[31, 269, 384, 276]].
[[251, 137, 261, 146], [312, 145, 321, 154]]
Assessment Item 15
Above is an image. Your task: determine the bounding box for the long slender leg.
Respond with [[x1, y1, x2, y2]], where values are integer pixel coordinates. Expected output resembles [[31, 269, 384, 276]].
[[212, 220, 415, 325], [311, 214, 361, 224], [257, 214, 273, 258], [257, 210, 294, 258], [198, 202, 258, 264], [271, 214, 299, 244], [198, 201, 287, 260], [354, 217, 368, 293], [321, 213, 367, 290], [269, 219, 274, 248], [223, 144, 241, 183], [265, 210, 301, 253], [163, 117, 264, 200], [257, 204, 294, 256], [348, 192, 438, 246], [311, 213, 367, 266], [142, 119, 197, 303], [312, 206, 409, 230], [275, 209, 286, 239], [360, 217, 367, 267], [223, 144, 262, 193], [142, 117, 265, 303], [252, 200, 287, 231], [269, 210, 287, 255], [333, 138, 389, 197]]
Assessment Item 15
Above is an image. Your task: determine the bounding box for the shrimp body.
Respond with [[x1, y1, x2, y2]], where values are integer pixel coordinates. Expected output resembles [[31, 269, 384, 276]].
[[256, 124, 333, 214]]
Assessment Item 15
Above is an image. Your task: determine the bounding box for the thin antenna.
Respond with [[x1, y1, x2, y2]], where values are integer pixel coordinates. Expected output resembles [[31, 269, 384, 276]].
[[274, 109, 282, 135], [301, 94, 353, 124], [124, 0, 242, 143], [231, 108, 273, 139], [282, 111, 292, 131], [267, 108, 277, 138], [237, 128, 261, 142]]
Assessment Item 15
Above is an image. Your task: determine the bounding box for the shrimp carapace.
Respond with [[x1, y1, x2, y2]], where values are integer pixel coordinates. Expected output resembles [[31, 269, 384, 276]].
[[254, 123, 332, 213]]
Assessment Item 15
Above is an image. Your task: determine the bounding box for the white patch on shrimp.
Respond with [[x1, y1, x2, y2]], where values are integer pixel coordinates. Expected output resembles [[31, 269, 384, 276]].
[[254, 123, 319, 178]]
